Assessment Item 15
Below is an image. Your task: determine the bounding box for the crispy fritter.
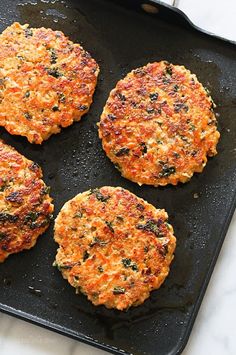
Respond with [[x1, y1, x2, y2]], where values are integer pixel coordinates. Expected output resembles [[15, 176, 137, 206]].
[[98, 61, 220, 186], [54, 186, 176, 310], [0, 140, 54, 262], [0, 22, 99, 144]]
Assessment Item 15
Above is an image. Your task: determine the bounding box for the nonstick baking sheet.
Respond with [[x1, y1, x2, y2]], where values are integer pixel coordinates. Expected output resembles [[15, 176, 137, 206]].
[[0, 1, 236, 354]]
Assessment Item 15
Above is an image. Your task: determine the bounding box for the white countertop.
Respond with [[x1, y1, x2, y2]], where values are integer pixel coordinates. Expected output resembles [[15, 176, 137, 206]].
[[0, 1, 236, 354]]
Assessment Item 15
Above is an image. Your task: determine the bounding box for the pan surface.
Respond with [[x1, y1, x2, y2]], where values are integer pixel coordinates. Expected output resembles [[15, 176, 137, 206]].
[[0, 1, 236, 354]]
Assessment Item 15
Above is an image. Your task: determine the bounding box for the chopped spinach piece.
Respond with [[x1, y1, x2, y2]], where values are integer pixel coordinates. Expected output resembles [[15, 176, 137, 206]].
[[136, 203, 144, 211], [105, 221, 114, 233], [90, 237, 108, 247], [29, 162, 40, 172], [117, 93, 126, 101], [92, 189, 110, 202], [73, 211, 83, 218], [78, 104, 88, 111], [0, 180, 8, 192], [83, 251, 90, 261], [158, 165, 176, 178], [113, 286, 126, 295], [136, 219, 162, 237], [24, 90, 30, 98], [24, 28, 33, 37], [58, 92, 66, 103], [47, 68, 62, 78], [122, 258, 138, 271], [149, 93, 158, 101], [0, 213, 18, 223], [166, 65, 173, 76], [107, 114, 116, 120], [147, 107, 154, 114], [6, 191, 22, 204], [173, 84, 179, 92], [49, 48, 58, 64], [98, 266, 104, 273], [24, 112, 32, 120], [140, 142, 147, 154], [41, 186, 51, 195], [25, 211, 39, 223], [174, 103, 189, 113], [115, 147, 130, 157], [0, 232, 7, 241], [52, 105, 59, 112]]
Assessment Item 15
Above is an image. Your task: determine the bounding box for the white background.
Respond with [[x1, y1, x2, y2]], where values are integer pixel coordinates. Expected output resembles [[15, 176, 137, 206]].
[[0, 1, 236, 354]]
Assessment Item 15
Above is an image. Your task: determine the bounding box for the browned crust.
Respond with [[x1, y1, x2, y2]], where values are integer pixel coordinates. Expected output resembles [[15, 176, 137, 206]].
[[0, 140, 54, 262], [54, 186, 176, 310], [0, 22, 99, 144], [98, 61, 220, 186]]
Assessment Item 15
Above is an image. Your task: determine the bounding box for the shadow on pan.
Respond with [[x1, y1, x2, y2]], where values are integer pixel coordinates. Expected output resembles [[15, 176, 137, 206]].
[[0, 0, 236, 354]]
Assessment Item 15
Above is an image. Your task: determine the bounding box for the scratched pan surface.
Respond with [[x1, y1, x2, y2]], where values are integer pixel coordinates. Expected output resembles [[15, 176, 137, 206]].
[[0, 0, 236, 354]]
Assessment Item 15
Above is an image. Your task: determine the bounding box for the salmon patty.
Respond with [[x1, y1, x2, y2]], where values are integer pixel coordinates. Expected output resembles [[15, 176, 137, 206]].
[[0, 22, 99, 144], [98, 61, 220, 186], [0, 140, 54, 262], [54, 186, 176, 310]]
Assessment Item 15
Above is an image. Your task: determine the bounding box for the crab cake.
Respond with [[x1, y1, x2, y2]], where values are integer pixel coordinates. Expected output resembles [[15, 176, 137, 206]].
[[98, 61, 220, 186], [0, 140, 54, 262], [54, 186, 176, 310], [0, 22, 99, 144]]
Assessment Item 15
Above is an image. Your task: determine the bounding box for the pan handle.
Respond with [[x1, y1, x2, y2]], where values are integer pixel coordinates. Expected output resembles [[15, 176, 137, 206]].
[[142, 0, 236, 45]]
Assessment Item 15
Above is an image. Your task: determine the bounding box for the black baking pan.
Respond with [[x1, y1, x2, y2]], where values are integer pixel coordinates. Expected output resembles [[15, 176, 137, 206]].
[[0, 1, 236, 354]]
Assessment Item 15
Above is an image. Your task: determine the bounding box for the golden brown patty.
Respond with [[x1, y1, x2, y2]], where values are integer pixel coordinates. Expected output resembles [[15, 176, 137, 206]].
[[0, 140, 54, 262], [0, 22, 99, 144], [54, 186, 176, 310], [98, 61, 220, 186]]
